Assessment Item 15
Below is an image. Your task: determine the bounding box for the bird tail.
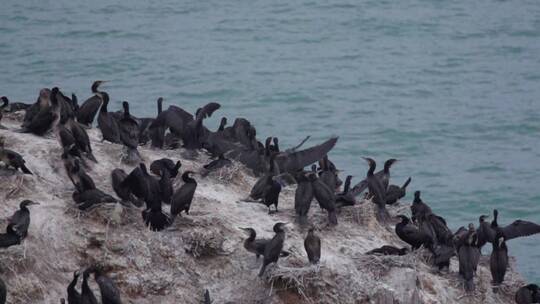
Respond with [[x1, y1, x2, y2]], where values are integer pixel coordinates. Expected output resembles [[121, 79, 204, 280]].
[[123, 147, 142, 164], [258, 263, 267, 277], [20, 163, 32, 175], [402, 177, 412, 189], [464, 279, 474, 292], [328, 211, 338, 225], [85, 152, 98, 163]]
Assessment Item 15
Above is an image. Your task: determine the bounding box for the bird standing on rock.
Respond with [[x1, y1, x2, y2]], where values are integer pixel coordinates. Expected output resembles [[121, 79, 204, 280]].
[[0, 138, 32, 174], [259, 222, 288, 277], [304, 227, 321, 264], [171, 171, 197, 217]]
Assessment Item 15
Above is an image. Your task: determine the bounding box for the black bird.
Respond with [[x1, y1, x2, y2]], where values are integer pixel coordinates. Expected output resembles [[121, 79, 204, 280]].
[[21, 88, 56, 135], [149, 158, 181, 178], [111, 169, 142, 207], [240, 227, 270, 259], [272, 137, 338, 174], [202, 154, 232, 175], [73, 189, 117, 210], [142, 204, 172, 232], [8, 200, 39, 240], [490, 228, 508, 287], [410, 191, 432, 224], [0, 276, 5, 304], [458, 224, 481, 292], [1, 96, 31, 113], [395, 215, 432, 250], [476, 209, 540, 250], [385, 177, 411, 205], [171, 171, 197, 217], [366, 245, 409, 256], [97, 92, 121, 143], [181, 102, 221, 150], [0, 140, 32, 174], [261, 177, 281, 214], [310, 173, 338, 226], [22, 88, 50, 128], [118, 101, 141, 164], [363, 157, 388, 222], [63, 156, 95, 193], [92, 266, 123, 304], [295, 172, 314, 225], [121, 164, 150, 203], [318, 156, 338, 191], [77, 81, 106, 127], [259, 222, 288, 277], [349, 158, 397, 196], [335, 175, 356, 208], [81, 269, 98, 304], [304, 227, 321, 264], [67, 270, 82, 304], [515, 284, 540, 304]]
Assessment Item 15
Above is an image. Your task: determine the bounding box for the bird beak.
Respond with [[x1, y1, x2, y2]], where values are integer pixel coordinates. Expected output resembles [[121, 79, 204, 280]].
[[29, 201, 40, 206]]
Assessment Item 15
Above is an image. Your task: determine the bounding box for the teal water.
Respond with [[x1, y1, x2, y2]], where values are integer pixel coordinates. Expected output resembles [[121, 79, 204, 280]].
[[1, 0, 539, 281]]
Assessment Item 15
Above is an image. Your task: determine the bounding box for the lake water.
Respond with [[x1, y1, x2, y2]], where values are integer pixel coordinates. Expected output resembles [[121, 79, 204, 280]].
[[1, 0, 539, 281]]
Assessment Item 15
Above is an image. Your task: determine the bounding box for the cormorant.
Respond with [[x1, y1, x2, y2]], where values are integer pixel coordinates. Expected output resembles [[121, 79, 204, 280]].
[[515, 284, 540, 304], [273, 137, 338, 174], [92, 266, 123, 304], [319, 156, 338, 191], [395, 215, 432, 250], [366, 245, 409, 256], [363, 157, 388, 222], [8, 200, 39, 240], [149, 158, 181, 178], [118, 101, 141, 164], [97, 92, 121, 143], [410, 191, 432, 223], [335, 175, 356, 208], [67, 270, 82, 304], [0, 96, 31, 113], [385, 177, 411, 205], [0, 228, 21, 248], [81, 269, 98, 304], [171, 171, 197, 217], [476, 209, 540, 250], [202, 154, 232, 174], [240, 227, 270, 259], [310, 172, 338, 225], [22, 88, 52, 132], [490, 228, 508, 286], [259, 222, 288, 277], [458, 224, 480, 292], [349, 158, 397, 196], [304, 227, 321, 264], [0, 139, 32, 174], [73, 189, 117, 210], [261, 176, 281, 214], [63, 156, 94, 193], [181, 102, 221, 150], [295, 172, 314, 225], [111, 169, 143, 207], [77, 81, 107, 127]]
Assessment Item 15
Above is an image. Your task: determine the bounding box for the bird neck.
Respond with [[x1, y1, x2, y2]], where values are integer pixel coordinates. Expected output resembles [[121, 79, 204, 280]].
[[182, 174, 195, 183], [343, 176, 351, 193], [367, 163, 375, 176]]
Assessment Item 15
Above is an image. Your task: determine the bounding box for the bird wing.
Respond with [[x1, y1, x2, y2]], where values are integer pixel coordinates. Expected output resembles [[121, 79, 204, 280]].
[[502, 220, 540, 240], [274, 137, 338, 173], [8, 210, 29, 238]]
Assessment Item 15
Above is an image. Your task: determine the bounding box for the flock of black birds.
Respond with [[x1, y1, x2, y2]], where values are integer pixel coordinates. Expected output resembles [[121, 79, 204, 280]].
[[1, 81, 540, 303]]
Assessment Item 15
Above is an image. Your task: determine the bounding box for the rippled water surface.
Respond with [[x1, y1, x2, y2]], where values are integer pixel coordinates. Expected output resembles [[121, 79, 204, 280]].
[[1, 0, 540, 281]]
